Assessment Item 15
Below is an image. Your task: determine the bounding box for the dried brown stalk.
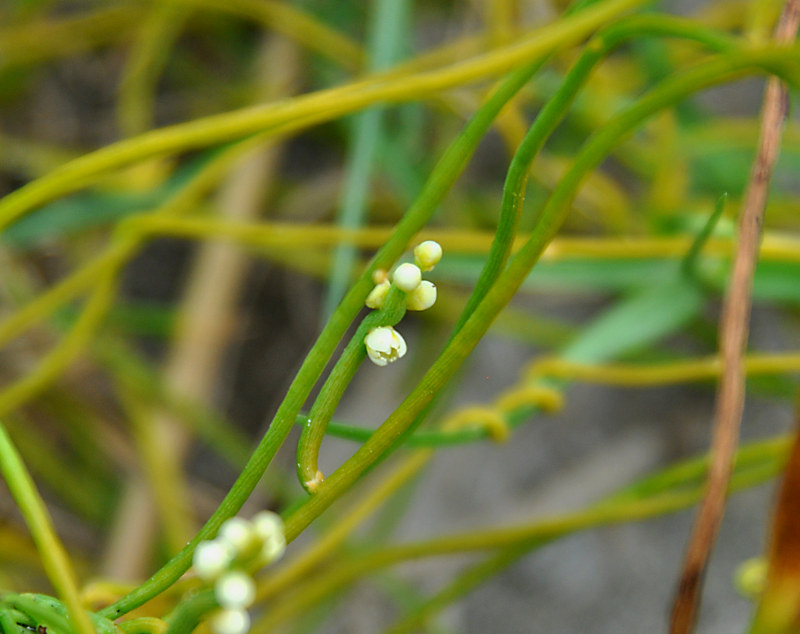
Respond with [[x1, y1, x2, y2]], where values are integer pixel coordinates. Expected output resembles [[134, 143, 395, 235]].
[[669, 2, 800, 631], [750, 417, 800, 631]]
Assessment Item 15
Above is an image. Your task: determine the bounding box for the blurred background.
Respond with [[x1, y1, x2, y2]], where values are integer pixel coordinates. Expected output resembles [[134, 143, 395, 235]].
[[1, 0, 799, 631]]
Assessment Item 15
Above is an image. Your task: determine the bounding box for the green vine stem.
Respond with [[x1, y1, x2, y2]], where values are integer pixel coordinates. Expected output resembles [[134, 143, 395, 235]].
[[282, 11, 739, 452], [117, 617, 168, 634], [281, 46, 800, 543], [297, 286, 407, 491], [0, 426, 95, 634], [99, 46, 552, 620], [162, 591, 217, 634], [338, 12, 742, 473], [451, 10, 737, 332]]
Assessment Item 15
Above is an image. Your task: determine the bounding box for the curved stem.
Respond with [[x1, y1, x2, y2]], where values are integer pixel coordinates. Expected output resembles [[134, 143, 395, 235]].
[[99, 52, 549, 620], [254, 447, 782, 632], [0, 430, 95, 634], [0, 0, 644, 234], [282, 47, 800, 543], [163, 591, 217, 634], [297, 286, 407, 490]]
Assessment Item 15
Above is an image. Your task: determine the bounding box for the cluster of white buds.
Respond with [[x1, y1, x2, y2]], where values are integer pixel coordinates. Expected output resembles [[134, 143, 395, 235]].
[[364, 241, 442, 366], [192, 511, 286, 634]]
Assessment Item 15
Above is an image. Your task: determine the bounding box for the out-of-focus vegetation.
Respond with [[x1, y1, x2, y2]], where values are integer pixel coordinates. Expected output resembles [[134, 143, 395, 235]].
[[0, 0, 800, 632]]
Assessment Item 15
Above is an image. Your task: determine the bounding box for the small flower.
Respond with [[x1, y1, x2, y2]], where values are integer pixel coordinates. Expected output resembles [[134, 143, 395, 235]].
[[372, 268, 388, 284], [365, 280, 390, 309], [252, 511, 286, 563], [193, 540, 234, 581], [414, 241, 442, 271], [218, 517, 254, 555], [210, 609, 250, 634], [215, 571, 256, 609], [392, 263, 422, 293], [365, 326, 407, 366], [405, 280, 436, 311]]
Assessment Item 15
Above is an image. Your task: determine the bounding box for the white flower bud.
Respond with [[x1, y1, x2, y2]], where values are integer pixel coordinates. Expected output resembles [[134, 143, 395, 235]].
[[406, 280, 437, 311], [365, 326, 407, 366], [414, 241, 442, 271], [193, 540, 234, 581], [210, 609, 250, 634], [392, 263, 422, 293], [261, 531, 287, 563], [218, 517, 254, 555], [252, 511, 283, 541], [215, 571, 255, 609], [365, 281, 390, 309], [252, 511, 287, 563]]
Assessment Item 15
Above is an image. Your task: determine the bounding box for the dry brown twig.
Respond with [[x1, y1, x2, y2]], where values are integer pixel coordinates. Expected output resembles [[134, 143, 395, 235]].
[[669, 2, 800, 632]]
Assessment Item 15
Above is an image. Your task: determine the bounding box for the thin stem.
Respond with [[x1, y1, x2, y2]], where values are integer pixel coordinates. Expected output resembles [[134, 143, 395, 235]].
[[282, 47, 800, 543], [254, 444, 782, 632], [100, 50, 550, 620], [163, 591, 217, 634], [671, 2, 800, 630], [0, 0, 645, 233], [297, 286, 407, 490], [0, 426, 95, 634], [322, 0, 410, 320]]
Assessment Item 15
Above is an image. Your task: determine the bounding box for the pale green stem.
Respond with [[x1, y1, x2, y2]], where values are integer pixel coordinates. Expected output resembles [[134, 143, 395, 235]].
[[0, 424, 95, 634]]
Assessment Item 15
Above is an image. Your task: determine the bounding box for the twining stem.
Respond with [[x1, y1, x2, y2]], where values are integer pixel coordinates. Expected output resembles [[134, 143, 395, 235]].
[[104, 216, 800, 265], [281, 47, 800, 543], [257, 451, 433, 602], [0, 0, 645, 233], [454, 12, 736, 334], [297, 286, 407, 491], [99, 47, 552, 620], [0, 424, 95, 634], [163, 590, 218, 634], [254, 441, 784, 632]]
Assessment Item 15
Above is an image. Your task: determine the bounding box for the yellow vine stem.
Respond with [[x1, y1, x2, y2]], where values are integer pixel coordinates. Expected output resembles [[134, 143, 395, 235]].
[[118, 617, 168, 634], [116, 383, 195, 557], [178, 0, 363, 71], [252, 483, 744, 633], [3, 225, 799, 367], [120, 216, 800, 263], [255, 386, 562, 603], [0, 5, 142, 69], [0, 423, 95, 634], [117, 0, 191, 138], [525, 353, 800, 386], [0, 0, 647, 232], [441, 408, 512, 442], [0, 270, 119, 418], [255, 451, 433, 602], [0, 137, 271, 420]]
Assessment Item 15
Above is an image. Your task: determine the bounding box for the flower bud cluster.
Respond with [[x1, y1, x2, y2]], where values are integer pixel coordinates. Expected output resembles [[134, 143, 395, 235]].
[[363, 241, 442, 366], [193, 512, 286, 634]]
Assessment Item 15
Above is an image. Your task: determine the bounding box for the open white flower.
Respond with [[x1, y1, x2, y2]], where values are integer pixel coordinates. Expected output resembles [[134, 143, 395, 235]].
[[392, 263, 422, 293], [414, 241, 442, 271], [365, 326, 407, 366], [406, 280, 437, 311]]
